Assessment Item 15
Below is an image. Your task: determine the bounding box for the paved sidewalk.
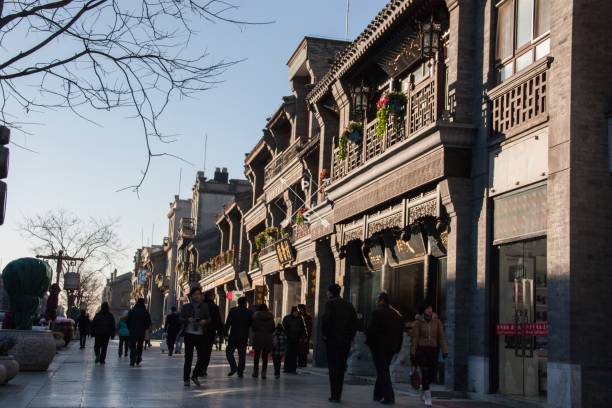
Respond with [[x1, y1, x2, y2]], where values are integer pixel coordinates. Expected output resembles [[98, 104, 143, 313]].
[[0, 340, 510, 408]]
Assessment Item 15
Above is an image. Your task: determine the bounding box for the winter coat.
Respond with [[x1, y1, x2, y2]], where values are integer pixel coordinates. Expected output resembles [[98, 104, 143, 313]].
[[164, 312, 181, 336], [272, 329, 287, 358], [116, 320, 129, 337], [179, 301, 211, 336], [322, 296, 358, 346], [410, 313, 448, 355], [91, 311, 115, 338], [366, 304, 404, 354], [204, 298, 224, 340], [76, 315, 91, 334], [127, 304, 152, 339], [282, 314, 306, 342], [224, 305, 253, 347], [251, 310, 275, 350]]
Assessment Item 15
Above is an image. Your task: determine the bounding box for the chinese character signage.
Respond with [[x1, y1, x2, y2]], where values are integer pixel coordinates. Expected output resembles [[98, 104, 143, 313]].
[[275, 238, 295, 265], [495, 322, 548, 337], [255, 285, 267, 306]]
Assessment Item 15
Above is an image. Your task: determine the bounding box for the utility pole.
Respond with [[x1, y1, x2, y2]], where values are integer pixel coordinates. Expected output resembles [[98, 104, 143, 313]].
[[345, 0, 350, 40]]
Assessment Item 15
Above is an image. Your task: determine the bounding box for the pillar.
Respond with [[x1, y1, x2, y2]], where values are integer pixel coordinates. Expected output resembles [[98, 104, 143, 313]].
[[313, 237, 337, 367]]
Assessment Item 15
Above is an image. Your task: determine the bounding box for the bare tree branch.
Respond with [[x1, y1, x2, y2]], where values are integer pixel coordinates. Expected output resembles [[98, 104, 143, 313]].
[[0, 0, 273, 192]]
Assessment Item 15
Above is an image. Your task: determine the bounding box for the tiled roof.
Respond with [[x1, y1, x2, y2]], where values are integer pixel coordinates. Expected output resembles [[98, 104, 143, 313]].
[[307, 0, 418, 103]]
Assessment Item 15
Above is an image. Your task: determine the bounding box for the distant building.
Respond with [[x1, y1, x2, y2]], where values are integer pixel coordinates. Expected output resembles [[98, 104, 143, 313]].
[[101, 270, 131, 318]]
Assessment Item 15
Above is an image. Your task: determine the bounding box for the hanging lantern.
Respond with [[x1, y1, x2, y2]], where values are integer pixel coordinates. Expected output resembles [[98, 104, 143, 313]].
[[351, 83, 370, 119], [420, 16, 442, 60]]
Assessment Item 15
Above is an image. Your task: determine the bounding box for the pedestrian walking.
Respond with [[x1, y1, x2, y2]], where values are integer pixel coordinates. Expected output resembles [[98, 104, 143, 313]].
[[90, 302, 115, 365], [127, 298, 152, 367], [144, 329, 152, 349], [297, 304, 312, 367], [116, 315, 130, 357], [75, 309, 91, 349], [200, 291, 223, 377], [411, 305, 448, 407], [322, 283, 358, 403], [179, 286, 211, 387], [224, 296, 253, 378], [175, 332, 184, 354], [250, 303, 275, 379], [164, 306, 181, 357], [366, 292, 404, 405], [282, 306, 306, 374], [272, 322, 287, 379]]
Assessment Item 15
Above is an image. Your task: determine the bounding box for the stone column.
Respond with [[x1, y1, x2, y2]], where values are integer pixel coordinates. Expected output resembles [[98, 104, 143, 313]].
[[313, 237, 336, 367]]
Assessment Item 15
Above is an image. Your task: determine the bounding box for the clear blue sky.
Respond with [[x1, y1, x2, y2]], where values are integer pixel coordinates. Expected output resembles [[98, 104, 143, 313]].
[[0, 0, 385, 275]]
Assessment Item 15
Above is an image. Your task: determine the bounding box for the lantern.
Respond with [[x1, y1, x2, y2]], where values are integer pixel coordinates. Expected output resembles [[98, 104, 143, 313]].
[[420, 16, 442, 60], [351, 83, 370, 120]]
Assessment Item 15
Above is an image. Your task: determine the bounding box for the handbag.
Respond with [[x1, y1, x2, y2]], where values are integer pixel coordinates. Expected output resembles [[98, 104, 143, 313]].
[[410, 367, 422, 390]]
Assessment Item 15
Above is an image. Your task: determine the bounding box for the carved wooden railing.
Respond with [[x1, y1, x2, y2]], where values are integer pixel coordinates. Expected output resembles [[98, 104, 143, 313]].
[[331, 71, 439, 181], [489, 58, 550, 138], [292, 223, 310, 241], [264, 141, 301, 185]]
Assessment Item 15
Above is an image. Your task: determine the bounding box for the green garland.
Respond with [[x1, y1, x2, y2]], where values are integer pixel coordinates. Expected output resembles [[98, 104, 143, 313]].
[[337, 134, 348, 161]]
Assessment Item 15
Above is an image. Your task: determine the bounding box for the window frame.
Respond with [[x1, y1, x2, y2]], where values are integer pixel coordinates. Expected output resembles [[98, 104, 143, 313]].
[[495, 0, 551, 83]]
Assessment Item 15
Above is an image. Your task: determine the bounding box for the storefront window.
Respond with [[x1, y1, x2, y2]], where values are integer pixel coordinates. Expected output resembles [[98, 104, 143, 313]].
[[349, 265, 381, 330], [388, 262, 425, 322]]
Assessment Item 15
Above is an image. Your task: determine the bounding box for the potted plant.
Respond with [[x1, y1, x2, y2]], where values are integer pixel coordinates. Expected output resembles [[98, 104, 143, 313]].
[[295, 207, 307, 225], [1, 258, 56, 371], [343, 121, 363, 143], [0, 336, 19, 384], [376, 91, 407, 138]]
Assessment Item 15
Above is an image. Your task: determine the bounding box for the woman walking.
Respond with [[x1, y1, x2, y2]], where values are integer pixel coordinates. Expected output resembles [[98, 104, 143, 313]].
[[250, 304, 275, 379], [90, 302, 115, 365], [411, 305, 448, 407], [116, 315, 130, 357]]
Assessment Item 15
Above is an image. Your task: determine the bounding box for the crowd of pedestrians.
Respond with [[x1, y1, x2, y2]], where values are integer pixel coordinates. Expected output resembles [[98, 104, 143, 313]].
[[82, 282, 446, 407]]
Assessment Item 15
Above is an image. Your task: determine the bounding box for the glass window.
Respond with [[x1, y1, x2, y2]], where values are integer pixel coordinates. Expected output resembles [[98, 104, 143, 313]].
[[516, 0, 534, 48], [515, 50, 533, 72], [535, 38, 550, 59], [535, 0, 551, 37], [497, 1, 514, 60]]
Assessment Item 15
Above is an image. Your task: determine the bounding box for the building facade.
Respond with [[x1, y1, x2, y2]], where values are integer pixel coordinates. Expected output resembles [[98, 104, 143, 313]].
[[101, 270, 132, 318]]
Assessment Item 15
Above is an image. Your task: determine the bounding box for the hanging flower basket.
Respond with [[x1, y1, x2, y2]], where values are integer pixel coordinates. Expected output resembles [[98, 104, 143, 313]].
[[376, 91, 407, 138], [295, 207, 307, 225], [342, 121, 363, 143]]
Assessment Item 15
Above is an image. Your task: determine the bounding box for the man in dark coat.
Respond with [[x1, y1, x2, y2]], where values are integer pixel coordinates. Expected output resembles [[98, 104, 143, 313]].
[[366, 292, 404, 404], [199, 291, 223, 377], [76, 309, 91, 349], [164, 306, 181, 357], [127, 298, 152, 367], [282, 306, 306, 374], [298, 304, 312, 367], [90, 302, 115, 364], [322, 283, 358, 403], [180, 286, 211, 386], [224, 296, 253, 377]]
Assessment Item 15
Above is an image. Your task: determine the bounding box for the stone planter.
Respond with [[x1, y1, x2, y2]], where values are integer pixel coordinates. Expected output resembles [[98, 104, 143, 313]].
[[0, 330, 56, 371], [0, 364, 6, 385], [0, 355, 19, 383], [53, 332, 65, 350]]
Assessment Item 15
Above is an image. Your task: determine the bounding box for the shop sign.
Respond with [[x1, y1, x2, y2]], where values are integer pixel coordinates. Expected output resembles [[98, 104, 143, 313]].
[[255, 285, 267, 305], [496, 322, 548, 337], [388, 234, 426, 266], [63, 272, 80, 290], [239, 272, 251, 291], [275, 238, 295, 265], [364, 242, 384, 271]]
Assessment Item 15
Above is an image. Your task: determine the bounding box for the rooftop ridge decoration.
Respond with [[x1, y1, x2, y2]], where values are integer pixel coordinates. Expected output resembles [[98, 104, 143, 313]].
[[307, 0, 419, 104]]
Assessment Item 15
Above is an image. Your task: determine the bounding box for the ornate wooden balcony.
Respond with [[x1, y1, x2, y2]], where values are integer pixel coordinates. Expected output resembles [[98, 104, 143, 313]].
[[292, 223, 310, 242], [331, 72, 439, 182], [197, 249, 236, 280], [178, 217, 195, 239], [489, 57, 551, 139], [263, 141, 301, 185]]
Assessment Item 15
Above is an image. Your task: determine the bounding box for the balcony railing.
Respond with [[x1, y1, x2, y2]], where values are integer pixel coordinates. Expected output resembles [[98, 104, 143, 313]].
[[264, 141, 301, 184], [292, 223, 310, 242], [197, 249, 236, 280], [489, 58, 550, 138], [179, 217, 195, 239], [331, 72, 439, 182]]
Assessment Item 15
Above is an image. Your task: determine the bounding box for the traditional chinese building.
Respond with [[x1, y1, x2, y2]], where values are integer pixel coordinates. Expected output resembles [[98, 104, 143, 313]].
[[303, 0, 612, 407], [102, 269, 132, 318]]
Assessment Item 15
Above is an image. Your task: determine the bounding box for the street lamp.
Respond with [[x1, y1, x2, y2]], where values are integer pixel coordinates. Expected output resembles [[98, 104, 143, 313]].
[[351, 83, 370, 120], [420, 15, 442, 60]]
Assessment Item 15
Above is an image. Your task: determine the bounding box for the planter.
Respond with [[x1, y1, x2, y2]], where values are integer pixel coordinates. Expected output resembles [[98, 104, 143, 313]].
[[0, 330, 56, 371], [0, 355, 19, 383], [0, 364, 6, 385], [53, 332, 65, 350]]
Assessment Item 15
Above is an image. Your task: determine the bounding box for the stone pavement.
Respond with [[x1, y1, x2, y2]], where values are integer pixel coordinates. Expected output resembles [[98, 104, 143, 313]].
[[0, 340, 510, 408]]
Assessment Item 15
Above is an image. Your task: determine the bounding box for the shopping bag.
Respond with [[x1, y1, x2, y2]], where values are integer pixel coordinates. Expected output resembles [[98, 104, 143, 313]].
[[410, 367, 422, 390]]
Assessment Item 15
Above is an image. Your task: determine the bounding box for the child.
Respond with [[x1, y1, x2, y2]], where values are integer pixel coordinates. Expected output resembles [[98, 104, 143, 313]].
[[272, 322, 287, 379]]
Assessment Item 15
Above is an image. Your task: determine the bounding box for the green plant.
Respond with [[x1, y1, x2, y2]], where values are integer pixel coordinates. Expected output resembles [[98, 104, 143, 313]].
[[2, 258, 53, 330], [342, 121, 363, 143], [337, 133, 348, 161], [376, 91, 407, 138], [295, 207, 306, 225]]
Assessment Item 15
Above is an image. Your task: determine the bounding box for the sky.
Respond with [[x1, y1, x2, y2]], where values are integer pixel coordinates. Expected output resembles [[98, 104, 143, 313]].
[[0, 0, 387, 275]]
